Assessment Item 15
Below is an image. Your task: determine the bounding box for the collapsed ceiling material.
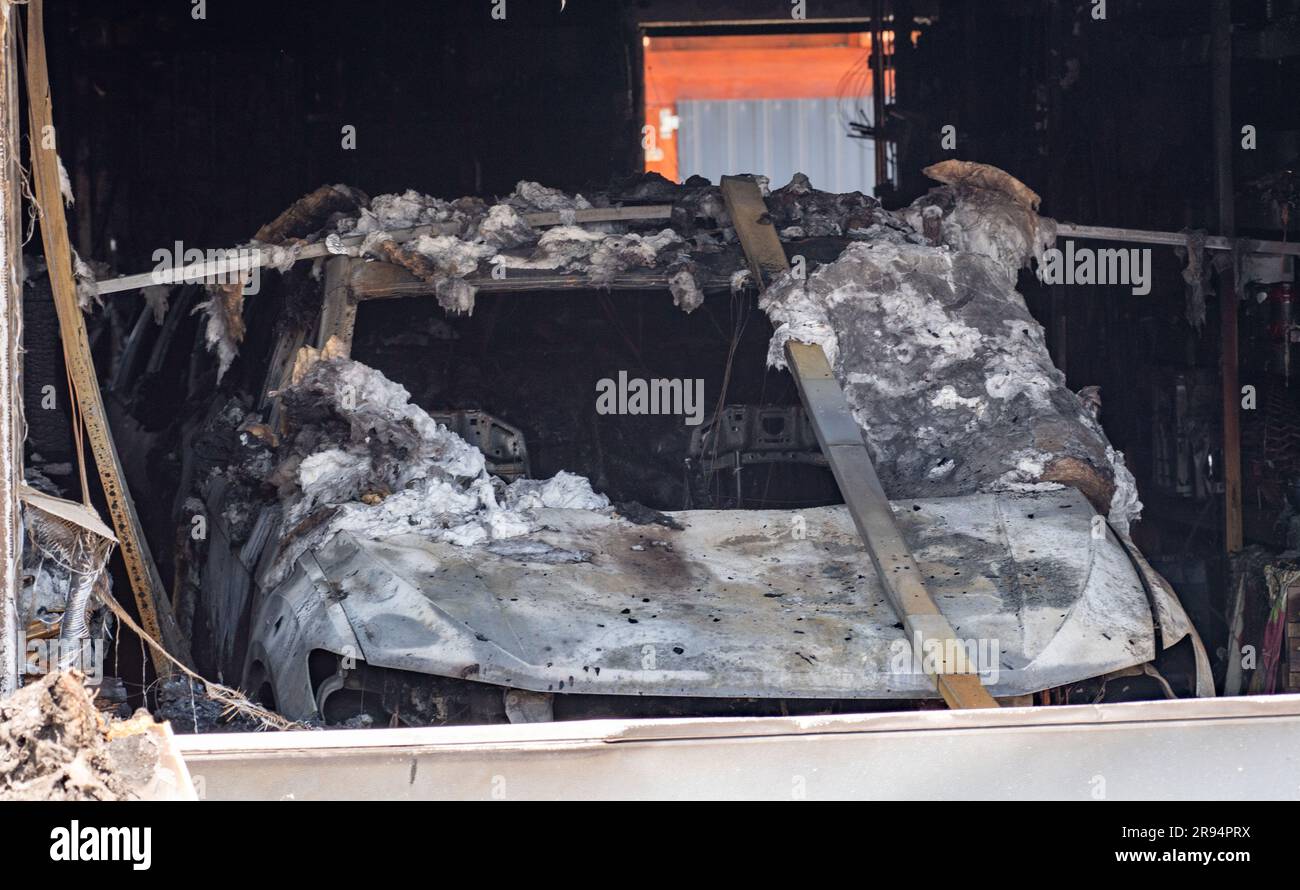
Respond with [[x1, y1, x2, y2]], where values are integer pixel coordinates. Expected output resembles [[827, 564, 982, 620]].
[[182, 170, 913, 376], [264, 345, 610, 589], [177, 159, 1137, 531], [766, 161, 1132, 532], [761, 195, 1139, 531]]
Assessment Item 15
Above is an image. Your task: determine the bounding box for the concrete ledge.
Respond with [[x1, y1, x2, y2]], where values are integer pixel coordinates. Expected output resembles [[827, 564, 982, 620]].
[[175, 695, 1300, 800]]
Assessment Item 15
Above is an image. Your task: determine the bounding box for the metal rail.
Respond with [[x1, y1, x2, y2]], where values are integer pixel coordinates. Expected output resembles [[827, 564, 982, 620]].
[[1056, 221, 1300, 256], [93, 205, 674, 296]]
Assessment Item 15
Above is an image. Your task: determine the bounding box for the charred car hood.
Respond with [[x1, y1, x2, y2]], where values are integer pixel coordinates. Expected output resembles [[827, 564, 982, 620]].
[[246, 487, 1212, 720]]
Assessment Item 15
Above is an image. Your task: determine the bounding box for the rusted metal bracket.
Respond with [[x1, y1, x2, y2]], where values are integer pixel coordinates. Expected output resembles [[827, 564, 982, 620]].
[[720, 174, 996, 709], [25, 0, 190, 671]]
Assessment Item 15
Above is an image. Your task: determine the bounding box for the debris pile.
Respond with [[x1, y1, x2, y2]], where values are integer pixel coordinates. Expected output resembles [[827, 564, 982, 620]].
[[20, 485, 118, 663], [341, 184, 711, 315], [265, 347, 609, 586], [196, 172, 905, 372], [151, 676, 263, 734], [189, 161, 1138, 531], [0, 671, 163, 801], [762, 160, 1138, 530]]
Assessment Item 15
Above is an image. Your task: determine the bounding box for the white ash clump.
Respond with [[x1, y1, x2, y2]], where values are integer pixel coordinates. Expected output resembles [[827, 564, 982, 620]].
[[141, 284, 171, 324], [669, 265, 705, 312], [506, 470, 610, 511], [1105, 447, 1142, 535], [588, 229, 689, 285], [407, 234, 496, 277], [493, 223, 696, 295], [72, 251, 102, 312], [474, 203, 537, 249], [339, 189, 484, 238], [761, 169, 1138, 527], [330, 189, 495, 316], [496, 225, 610, 271], [902, 188, 1058, 287], [195, 283, 245, 381], [486, 226, 688, 281], [503, 180, 593, 214], [267, 357, 610, 586]]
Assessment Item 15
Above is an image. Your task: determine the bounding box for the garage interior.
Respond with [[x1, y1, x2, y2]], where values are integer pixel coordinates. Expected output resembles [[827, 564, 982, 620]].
[[2, 0, 1300, 799]]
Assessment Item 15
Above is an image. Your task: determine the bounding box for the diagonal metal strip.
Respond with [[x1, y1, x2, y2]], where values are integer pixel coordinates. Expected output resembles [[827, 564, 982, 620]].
[[24, 0, 190, 671], [720, 174, 996, 709]]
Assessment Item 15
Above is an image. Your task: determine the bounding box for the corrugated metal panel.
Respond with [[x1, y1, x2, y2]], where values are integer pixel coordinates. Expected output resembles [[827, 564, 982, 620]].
[[677, 97, 875, 194]]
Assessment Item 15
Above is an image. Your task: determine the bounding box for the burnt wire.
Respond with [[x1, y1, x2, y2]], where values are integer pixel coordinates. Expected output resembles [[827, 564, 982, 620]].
[[704, 285, 753, 499]]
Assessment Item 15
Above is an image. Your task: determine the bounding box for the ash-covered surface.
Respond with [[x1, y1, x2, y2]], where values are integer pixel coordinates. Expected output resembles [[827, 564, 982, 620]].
[[762, 162, 1139, 530], [264, 352, 610, 588], [0, 671, 162, 801], [204, 168, 879, 307], [151, 677, 263, 734]]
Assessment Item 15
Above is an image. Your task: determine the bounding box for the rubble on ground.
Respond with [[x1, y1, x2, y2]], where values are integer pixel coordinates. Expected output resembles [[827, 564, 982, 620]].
[[151, 676, 263, 734], [0, 671, 164, 800]]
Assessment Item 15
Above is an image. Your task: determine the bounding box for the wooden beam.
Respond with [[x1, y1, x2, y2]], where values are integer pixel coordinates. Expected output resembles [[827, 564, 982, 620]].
[[1219, 261, 1243, 554], [720, 174, 996, 709], [784, 342, 998, 709], [349, 258, 735, 300], [720, 175, 790, 285], [25, 0, 190, 671], [317, 256, 357, 353], [524, 205, 672, 227]]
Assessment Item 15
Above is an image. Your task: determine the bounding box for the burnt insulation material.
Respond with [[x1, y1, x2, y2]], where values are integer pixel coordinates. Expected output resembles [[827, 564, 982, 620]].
[[263, 352, 609, 588], [186, 161, 1138, 529], [761, 164, 1139, 531]]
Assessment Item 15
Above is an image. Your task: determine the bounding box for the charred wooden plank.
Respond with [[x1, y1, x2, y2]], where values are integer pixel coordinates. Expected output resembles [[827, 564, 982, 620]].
[[722, 174, 996, 710]]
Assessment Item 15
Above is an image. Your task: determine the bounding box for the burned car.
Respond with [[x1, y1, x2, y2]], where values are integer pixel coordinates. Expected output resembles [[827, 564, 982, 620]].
[[116, 163, 1210, 726]]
